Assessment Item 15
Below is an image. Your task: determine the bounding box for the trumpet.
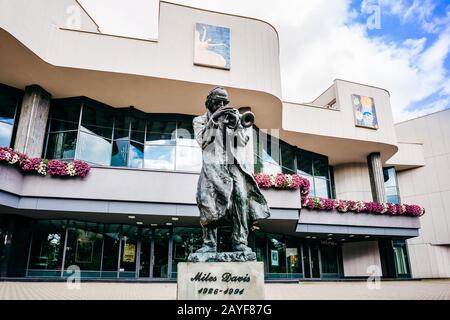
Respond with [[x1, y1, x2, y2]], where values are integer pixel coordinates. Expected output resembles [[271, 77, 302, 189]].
[[210, 106, 255, 129]]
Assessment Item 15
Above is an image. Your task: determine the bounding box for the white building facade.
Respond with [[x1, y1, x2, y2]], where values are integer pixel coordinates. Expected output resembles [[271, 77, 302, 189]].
[[0, 0, 446, 280]]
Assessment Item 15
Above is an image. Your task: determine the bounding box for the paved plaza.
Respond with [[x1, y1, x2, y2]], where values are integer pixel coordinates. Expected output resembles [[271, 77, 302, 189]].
[[0, 280, 449, 300]]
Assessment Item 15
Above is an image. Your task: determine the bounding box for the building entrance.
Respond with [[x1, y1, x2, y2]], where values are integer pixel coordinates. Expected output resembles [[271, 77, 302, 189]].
[[303, 243, 321, 279], [138, 228, 171, 279]]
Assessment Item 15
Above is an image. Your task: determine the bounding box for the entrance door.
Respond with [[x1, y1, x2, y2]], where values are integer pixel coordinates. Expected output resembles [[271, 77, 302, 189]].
[[138, 228, 170, 279], [302, 243, 321, 279]]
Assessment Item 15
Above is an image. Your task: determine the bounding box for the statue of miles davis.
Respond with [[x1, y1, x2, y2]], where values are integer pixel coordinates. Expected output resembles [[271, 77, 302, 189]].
[[188, 87, 270, 262]]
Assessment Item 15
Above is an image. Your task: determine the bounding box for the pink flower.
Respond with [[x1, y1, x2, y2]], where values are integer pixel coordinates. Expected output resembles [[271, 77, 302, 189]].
[[254, 173, 272, 188], [274, 173, 289, 188], [47, 160, 68, 176], [20, 157, 41, 172], [72, 160, 91, 178]]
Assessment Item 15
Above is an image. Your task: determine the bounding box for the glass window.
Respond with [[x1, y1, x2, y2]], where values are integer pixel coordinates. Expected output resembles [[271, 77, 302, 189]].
[[64, 221, 103, 276], [144, 144, 175, 170], [320, 244, 339, 274], [77, 130, 112, 166], [285, 236, 302, 275], [152, 228, 170, 278], [102, 224, 120, 276], [80, 104, 113, 139], [128, 141, 144, 168], [146, 119, 176, 145], [256, 130, 282, 174], [0, 87, 22, 148], [130, 117, 146, 144], [280, 141, 296, 174], [45, 131, 77, 160], [267, 233, 286, 275], [28, 220, 67, 276], [172, 227, 203, 277], [48, 102, 80, 132], [393, 240, 410, 276], [297, 150, 313, 176], [119, 225, 138, 278], [254, 231, 267, 268], [384, 167, 400, 204], [44, 100, 202, 172]]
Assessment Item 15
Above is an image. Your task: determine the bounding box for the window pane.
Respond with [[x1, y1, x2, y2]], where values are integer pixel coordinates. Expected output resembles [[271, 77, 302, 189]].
[[49, 102, 81, 132], [384, 167, 400, 203], [383, 167, 397, 187], [144, 144, 175, 170], [172, 227, 203, 278], [77, 131, 112, 166], [387, 195, 400, 204], [29, 220, 66, 274], [321, 244, 339, 274], [313, 157, 329, 179], [280, 141, 296, 174], [146, 120, 176, 145], [111, 137, 129, 167], [0, 93, 18, 147], [314, 177, 329, 198], [0, 121, 13, 147], [120, 225, 138, 277], [102, 224, 120, 274], [64, 221, 103, 273], [128, 141, 144, 168], [267, 234, 286, 274], [130, 118, 145, 143], [175, 146, 202, 172], [45, 131, 77, 160], [81, 105, 113, 138], [297, 150, 313, 175]]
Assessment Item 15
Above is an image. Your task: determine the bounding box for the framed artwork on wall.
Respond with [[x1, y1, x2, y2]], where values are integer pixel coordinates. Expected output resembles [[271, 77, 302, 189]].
[[194, 23, 230, 70], [352, 94, 379, 129]]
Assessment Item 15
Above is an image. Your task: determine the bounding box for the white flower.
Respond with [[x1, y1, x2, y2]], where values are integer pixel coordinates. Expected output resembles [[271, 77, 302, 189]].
[[37, 161, 47, 175], [8, 153, 19, 164], [67, 163, 76, 176]]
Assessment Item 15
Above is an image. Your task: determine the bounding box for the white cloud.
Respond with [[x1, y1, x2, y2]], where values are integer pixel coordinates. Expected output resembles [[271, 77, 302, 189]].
[[79, 0, 449, 122]]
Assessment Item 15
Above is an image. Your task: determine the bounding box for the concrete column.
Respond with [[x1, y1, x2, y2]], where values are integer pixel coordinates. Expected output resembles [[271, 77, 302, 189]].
[[367, 152, 386, 203], [14, 85, 51, 157]]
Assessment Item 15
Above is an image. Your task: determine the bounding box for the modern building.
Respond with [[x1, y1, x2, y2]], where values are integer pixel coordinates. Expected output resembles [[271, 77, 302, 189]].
[[0, 0, 447, 281]]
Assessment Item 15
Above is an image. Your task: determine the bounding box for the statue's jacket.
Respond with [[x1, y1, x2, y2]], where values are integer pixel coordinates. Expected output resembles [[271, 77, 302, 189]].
[[193, 112, 270, 226]]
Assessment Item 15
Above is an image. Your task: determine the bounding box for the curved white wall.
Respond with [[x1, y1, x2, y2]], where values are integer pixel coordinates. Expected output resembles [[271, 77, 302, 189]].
[[0, 0, 281, 99]]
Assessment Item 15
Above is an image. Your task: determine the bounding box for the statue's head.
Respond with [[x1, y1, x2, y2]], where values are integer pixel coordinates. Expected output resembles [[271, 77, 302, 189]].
[[205, 87, 229, 114]]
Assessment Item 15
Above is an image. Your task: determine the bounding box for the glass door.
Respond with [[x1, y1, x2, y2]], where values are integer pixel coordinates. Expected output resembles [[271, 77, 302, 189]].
[[138, 228, 170, 279], [151, 228, 170, 278], [138, 228, 151, 278], [119, 225, 138, 278], [302, 243, 321, 279]]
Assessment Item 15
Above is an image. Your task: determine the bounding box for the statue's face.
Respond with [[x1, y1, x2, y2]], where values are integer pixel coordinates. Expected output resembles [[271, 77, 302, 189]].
[[208, 88, 229, 113]]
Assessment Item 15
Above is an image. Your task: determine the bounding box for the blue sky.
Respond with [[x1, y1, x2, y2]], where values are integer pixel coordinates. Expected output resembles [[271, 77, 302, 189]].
[[80, 0, 450, 122], [349, 0, 450, 116]]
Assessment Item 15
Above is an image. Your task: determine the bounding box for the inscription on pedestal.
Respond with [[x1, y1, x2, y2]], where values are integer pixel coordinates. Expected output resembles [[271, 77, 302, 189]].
[[177, 262, 265, 300]]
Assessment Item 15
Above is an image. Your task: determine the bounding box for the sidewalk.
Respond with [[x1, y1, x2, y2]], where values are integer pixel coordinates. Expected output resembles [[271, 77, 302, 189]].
[[0, 280, 449, 300]]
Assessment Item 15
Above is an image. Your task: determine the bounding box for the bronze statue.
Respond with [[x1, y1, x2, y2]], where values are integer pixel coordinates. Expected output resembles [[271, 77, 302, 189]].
[[192, 87, 270, 259]]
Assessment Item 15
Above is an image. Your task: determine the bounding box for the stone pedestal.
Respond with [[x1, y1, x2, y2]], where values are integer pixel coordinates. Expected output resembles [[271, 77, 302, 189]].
[[177, 261, 265, 300]]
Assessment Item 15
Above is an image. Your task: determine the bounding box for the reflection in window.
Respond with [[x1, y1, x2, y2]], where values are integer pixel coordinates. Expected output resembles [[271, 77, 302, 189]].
[[254, 128, 334, 198], [44, 99, 202, 172], [45, 100, 81, 161], [64, 221, 103, 275], [28, 220, 66, 277], [0, 85, 22, 148], [383, 167, 400, 204], [77, 129, 112, 166]]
